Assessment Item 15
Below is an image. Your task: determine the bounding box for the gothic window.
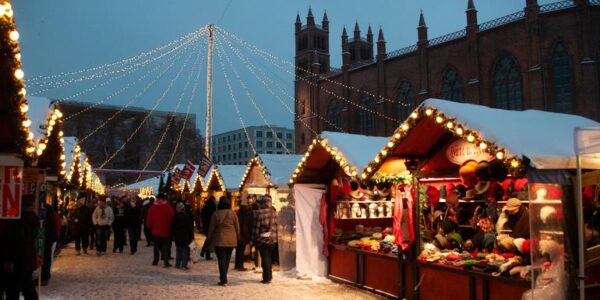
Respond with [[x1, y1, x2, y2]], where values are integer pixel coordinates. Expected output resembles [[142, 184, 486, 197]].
[[551, 43, 572, 113], [397, 81, 414, 121], [441, 68, 464, 102], [357, 96, 375, 135], [325, 99, 341, 131], [493, 56, 523, 110]]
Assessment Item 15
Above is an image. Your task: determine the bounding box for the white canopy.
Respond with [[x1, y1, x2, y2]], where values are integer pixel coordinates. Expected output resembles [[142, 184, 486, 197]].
[[63, 136, 78, 173], [27, 96, 53, 141], [125, 175, 161, 194], [421, 99, 600, 169]]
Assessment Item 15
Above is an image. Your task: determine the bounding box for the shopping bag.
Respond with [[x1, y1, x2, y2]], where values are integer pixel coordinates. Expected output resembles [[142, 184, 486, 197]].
[[190, 241, 200, 263]]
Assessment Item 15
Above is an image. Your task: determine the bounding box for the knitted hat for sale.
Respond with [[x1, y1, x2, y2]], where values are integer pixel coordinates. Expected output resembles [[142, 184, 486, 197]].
[[505, 198, 521, 214], [540, 206, 557, 224], [459, 160, 478, 187]]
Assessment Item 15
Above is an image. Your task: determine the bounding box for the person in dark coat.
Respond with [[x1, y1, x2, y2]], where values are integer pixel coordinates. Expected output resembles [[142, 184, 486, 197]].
[[112, 199, 127, 253], [41, 202, 57, 286], [504, 198, 530, 239], [172, 202, 194, 269], [200, 196, 217, 260], [3, 195, 40, 300], [142, 197, 154, 246], [70, 197, 92, 255], [124, 197, 142, 254], [87, 198, 97, 250], [234, 197, 252, 271]]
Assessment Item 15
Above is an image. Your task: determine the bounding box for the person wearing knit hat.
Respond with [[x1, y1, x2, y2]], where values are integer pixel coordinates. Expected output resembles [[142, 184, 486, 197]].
[[172, 201, 194, 269]]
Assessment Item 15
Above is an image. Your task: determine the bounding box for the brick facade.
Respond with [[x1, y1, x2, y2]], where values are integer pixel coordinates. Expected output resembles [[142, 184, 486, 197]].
[[294, 0, 600, 153]]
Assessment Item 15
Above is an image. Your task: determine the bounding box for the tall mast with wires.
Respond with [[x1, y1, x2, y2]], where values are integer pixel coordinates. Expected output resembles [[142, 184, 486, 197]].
[[205, 24, 214, 159]]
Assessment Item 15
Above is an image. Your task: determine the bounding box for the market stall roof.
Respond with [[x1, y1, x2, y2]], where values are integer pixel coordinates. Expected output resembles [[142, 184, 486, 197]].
[[27, 96, 52, 141], [290, 131, 389, 184], [218, 165, 247, 192], [362, 99, 600, 178], [63, 136, 78, 175], [239, 154, 303, 190], [124, 175, 161, 196]]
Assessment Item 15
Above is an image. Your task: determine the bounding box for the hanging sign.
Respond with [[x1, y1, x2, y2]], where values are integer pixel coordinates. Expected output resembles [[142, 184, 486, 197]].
[[198, 154, 213, 178], [446, 140, 494, 165], [0, 166, 23, 219]]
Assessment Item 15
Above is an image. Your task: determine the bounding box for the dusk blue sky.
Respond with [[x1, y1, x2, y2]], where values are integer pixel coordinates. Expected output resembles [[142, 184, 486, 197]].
[[14, 0, 553, 135]]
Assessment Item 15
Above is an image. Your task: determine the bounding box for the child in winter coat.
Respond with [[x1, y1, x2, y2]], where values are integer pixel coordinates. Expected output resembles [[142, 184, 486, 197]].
[[172, 203, 194, 269]]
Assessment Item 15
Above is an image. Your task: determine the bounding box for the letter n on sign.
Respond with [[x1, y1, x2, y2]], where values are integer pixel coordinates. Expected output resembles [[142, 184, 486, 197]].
[[0, 166, 23, 219]]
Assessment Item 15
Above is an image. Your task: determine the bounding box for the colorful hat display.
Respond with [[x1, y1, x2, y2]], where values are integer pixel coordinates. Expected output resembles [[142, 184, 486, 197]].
[[474, 181, 491, 195], [459, 160, 479, 187], [426, 185, 441, 208], [488, 159, 508, 182], [540, 205, 557, 224], [475, 161, 491, 181]]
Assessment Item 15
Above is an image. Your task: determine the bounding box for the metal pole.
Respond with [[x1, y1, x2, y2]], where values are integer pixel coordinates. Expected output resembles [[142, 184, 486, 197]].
[[575, 154, 585, 300], [204, 24, 214, 159]]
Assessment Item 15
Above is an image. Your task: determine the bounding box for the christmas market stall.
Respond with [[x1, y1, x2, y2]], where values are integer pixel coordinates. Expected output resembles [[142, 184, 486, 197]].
[[239, 153, 303, 211], [288, 131, 401, 297], [123, 175, 161, 198], [239, 153, 303, 270], [360, 98, 599, 300], [205, 164, 247, 209]]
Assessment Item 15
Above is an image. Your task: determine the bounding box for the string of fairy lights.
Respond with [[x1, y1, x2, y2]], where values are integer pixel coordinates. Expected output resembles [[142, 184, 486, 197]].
[[214, 34, 258, 157], [215, 37, 292, 155], [98, 38, 200, 169], [78, 34, 203, 144], [30, 28, 205, 96], [217, 31, 345, 134], [215, 26, 401, 124], [27, 28, 203, 85], [136, 38, 206, 181], [215, 26, 413, 109]]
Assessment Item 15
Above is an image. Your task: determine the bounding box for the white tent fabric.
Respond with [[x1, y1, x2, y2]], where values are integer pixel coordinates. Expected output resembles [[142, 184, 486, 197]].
[[125, 175, 161, 193], [421, 99, 600, 169], [258, 154, 303, 188], [294, 184, 327, 277], [320, 131, 389, 170], [63, 136, 78, 173]]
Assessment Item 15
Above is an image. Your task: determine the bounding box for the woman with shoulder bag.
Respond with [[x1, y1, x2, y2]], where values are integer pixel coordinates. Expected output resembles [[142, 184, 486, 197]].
[[207, 196, 240, 286]]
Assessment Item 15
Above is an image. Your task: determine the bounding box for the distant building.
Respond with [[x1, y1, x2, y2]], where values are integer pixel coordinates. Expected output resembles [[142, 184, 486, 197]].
[[211, 125, 295, 165], [294, 1, 600, 153], [57, 101, 203, 185]]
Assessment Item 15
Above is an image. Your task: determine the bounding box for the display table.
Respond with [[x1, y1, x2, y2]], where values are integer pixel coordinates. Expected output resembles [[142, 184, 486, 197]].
[[416, 262, 529, 300], [328, 244, 401, 298]]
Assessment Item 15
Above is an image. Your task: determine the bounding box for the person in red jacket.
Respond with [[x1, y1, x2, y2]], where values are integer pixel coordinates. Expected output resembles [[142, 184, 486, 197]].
[[146, 194, 175, 267]]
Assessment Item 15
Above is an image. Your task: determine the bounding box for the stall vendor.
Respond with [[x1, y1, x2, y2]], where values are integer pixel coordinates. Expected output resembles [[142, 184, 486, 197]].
[[502, 198, 530, 239]]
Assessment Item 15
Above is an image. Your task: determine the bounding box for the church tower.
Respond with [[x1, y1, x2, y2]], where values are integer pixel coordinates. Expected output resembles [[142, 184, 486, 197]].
[[294, 8, 330, 153]]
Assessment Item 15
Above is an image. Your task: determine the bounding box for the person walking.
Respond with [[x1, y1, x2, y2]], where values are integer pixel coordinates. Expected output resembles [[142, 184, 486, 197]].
[[142, 197, 154, 246], [172, 202, 194, 269], [3, 195, 40, 300], [251, 195, 278, 284], [92, 198, 114, 256], [124, 197, 142, 255], [70, 197, 93, 255], [207, 197, 240, 286], [234, 196, 252, 271], [112, 199, 126, 253], [146, 194, 174, 267], [87, 198, 97, 250], [200, 196, 217, 260]]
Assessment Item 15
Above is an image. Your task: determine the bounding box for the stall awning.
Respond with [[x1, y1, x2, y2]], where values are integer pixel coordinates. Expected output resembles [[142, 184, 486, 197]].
[[361, 99, 600, 178], [290, 131, 389, 184]]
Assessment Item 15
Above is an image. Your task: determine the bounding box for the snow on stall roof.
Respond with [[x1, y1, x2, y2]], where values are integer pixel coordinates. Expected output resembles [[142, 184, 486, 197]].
[[63, 136, 78, 172], [125, 175, 161, 193], [216, 165, 247, 191], [421, 99, 600, 169], [258, 154, 303, 187], [27, 96, 53, 141], [320, 131, 390, 169]]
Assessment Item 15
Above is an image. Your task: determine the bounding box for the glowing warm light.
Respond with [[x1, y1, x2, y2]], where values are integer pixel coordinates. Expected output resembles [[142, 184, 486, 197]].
[[14, 53, 21, 61], [361, 173, 367, 179], [374, 156, 380, 163], [36, 149, 43, 156], [394, 133, 401, 139], [496, 151, 504, 160], [387, 142, 394, 148], [401, 123, 409, 131], [435, 116, 444, 123], [19, 88, 26, 96], [20, 104, 28, 113], [26, 147, 35, 153], [456, 127, 463, 135], [479, 142, 487, 150], [381, 150, 388, 156], [9, 30, 19, 41], [22, 119, 31, 127], [49, 119, 56, 126], [446, 122, 454, 129], [467, 134, 475, 142], [425, 108, 433, 116], [410, 112, 418, 119], [351, 170, 357, 176], [27, 132, 33, 140], [59, 131, 64, 137], [367, 167, 372, 172], [511, 159, 520, 168], [14, 69, 24, 80], [38, 143, 47, 150]]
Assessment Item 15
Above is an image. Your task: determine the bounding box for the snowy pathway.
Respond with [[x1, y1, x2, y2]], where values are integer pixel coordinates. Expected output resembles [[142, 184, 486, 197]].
[[42, 235, 382, 300]]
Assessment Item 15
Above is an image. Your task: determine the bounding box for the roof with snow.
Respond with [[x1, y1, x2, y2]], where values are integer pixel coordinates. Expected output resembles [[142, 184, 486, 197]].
[[125, 175, 161, 194], [27, 96, 53, 141], [290, 131, 390, 184], [63, 136, 78, 173], [217, 165, 247, 191], [363, 98, 600, 177], [240, 154, 303, 189]]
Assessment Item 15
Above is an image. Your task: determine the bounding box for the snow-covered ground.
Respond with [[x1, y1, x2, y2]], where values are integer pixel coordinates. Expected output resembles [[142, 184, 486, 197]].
[[42, 235, 382, 300]]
